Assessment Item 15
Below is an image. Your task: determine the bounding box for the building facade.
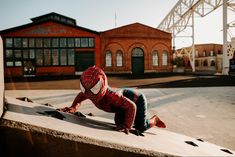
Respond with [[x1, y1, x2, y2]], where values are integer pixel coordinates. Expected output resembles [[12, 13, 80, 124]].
[[101, 23, 172, 74], [0, 13, 101, 77], [176, 44, 223, 72], [1, 13, 172, 77]]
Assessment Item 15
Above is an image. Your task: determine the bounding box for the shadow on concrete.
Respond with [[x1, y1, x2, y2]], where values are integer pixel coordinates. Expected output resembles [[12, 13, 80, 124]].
[[6, 102, 115, 131], [136, 76, 235, 88]]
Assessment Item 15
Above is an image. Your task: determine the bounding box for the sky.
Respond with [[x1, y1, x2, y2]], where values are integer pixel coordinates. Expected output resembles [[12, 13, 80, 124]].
[[0, 0, 234, 49]]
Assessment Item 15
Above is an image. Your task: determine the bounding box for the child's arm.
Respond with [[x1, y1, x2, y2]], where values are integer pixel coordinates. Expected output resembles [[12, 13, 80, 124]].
[[58, 92, 87, 113], [110, 92, 137, 132]]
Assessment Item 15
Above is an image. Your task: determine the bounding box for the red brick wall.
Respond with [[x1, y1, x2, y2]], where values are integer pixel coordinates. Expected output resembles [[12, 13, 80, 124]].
[[100, 23, 172, 73], [36, 67, 75, 76], [1, 21, 101, 76], [4, 67, 23, 77]]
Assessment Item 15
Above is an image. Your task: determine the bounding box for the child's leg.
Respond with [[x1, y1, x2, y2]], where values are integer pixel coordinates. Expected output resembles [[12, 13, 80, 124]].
[[134, 93, 166, 132], [134, 94, 151, 132]]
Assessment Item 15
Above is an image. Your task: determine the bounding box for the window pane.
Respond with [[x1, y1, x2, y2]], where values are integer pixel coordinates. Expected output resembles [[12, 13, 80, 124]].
[[6, 38, 13, 47], [29, 49, 35, 59], [75, 38, 80, 47], [44, 49, 51, 66], [68, 49, 74, 65], [81, 38, 88, 47], [36, 49, 43, 66], [210, 51, 214, 56], [105, 51, 112, 67], [60, 49, 67, 65], [68, 38, 74, 47], [153, 51, 158, 66], [15, 61, 22, 66], [36, 38, 43, 47], [14, 50, 22, 58], [162, 51, 168, 66], [29, 38, 35, 47], [22, 38, 28, 47], [23, 50, 29, 59], [14, 38, 21, 47], [88, 38, 94, 47], [116, 51, 122, 67], [52, 49, 59, 65], [60, 38, 67, 47], [52, 38, 59, 47], [6, 62, 13, 67], [132, 48, 143, 57], [5, 49, 13, 58], [44, 38, 51, 47]]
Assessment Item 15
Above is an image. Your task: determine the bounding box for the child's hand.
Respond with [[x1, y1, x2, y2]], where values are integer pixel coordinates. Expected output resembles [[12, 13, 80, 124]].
[[57, 106, 77, 113], [114, 125, 129, 134]]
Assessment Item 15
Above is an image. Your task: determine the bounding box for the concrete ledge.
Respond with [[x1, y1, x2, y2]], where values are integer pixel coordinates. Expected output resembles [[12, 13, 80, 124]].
[[1, 97, 235, 157]]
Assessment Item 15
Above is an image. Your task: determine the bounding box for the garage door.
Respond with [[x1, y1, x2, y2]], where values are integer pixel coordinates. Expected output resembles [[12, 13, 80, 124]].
[[75, 51, 95, 72], [132, 48, 144, 74]]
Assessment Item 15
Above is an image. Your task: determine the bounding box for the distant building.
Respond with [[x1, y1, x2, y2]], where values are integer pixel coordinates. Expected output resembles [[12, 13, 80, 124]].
[[0, 12, 172, 77], [176, 44, 223, 73]]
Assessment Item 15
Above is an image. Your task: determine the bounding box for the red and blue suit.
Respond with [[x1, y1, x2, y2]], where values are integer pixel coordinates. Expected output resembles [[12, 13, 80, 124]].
[[60, 66, 166, 133]]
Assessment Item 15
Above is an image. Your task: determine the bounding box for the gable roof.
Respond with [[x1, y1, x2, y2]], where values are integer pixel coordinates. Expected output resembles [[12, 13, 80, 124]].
[[0, 12, 99, 36], [101, 22, 171, 39]]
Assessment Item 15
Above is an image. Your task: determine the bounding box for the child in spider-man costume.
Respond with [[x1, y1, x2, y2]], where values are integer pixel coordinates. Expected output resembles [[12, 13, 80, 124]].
[[59, 66, 166, 134]]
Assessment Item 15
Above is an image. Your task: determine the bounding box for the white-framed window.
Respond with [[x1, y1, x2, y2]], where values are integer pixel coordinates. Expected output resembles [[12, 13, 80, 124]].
[[152, 50, 158, 66], [162, 50, 168, 66], [203, 50, 206, 57], [105, 51, 112, 67], [195, 50, 199, 57], [210, 51, 214, 56], [116, 50, 123, 67]]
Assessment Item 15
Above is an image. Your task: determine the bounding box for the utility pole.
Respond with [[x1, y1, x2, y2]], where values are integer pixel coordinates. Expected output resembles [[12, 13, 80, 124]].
[[223, 0, 229, 75], [115, 12, 117, 28]]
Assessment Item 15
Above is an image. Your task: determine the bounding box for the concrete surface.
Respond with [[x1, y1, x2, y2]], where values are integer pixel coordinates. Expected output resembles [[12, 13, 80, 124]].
[[5, 87, 235, 151], [1, 93, 235, 156]]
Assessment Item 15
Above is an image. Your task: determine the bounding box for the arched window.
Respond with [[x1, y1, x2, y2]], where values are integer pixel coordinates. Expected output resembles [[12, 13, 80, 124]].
[[195, 60, 199, 67], [105, 51, 112, 67], [162, 50, 168, 66], [195, 50, 199, 57], [203, 59, 208, 66], [152, 50, 158, 66], [210, 60, 215, 66], [210, 51, 214, 56], [116, 50, 123, 67]]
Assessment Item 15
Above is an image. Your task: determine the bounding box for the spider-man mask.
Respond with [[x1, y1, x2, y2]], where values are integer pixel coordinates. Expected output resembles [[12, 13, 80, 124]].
[[80, 66, 108, 102]]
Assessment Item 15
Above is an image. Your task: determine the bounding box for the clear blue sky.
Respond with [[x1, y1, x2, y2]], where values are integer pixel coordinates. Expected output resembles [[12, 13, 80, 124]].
[[0, 0, 234, 48]]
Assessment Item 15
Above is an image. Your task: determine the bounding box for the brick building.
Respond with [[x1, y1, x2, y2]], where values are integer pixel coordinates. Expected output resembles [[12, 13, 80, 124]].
[[101, 23, 172, 74], [0, 12, 100, 77], [176, 44, 223, 72], [0, 13, 172, 77]]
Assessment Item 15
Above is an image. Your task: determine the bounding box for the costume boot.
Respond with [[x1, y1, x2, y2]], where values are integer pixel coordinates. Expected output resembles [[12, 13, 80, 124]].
[[150, 115, 166, 128]]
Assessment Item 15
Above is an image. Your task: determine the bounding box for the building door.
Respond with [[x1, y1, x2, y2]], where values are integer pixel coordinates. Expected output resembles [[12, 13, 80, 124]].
[[131, 47, 144, 74], [23, 59, 36, 76], [75, 51, 95, 72]]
